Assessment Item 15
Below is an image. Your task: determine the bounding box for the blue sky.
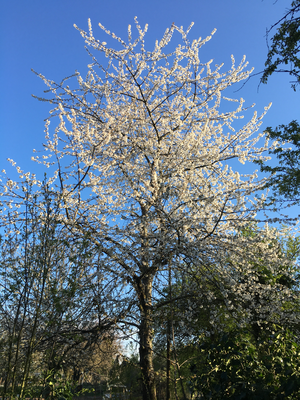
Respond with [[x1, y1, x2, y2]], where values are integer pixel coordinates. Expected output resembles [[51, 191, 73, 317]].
[[1, 0, 299, 191]]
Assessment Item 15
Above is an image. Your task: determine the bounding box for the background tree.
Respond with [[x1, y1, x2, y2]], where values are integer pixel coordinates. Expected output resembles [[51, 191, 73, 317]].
[[0, 183, 121, 399], [258, 0, 300, 203], [261, 0, 300, 90], [152, 224, 300, 399]]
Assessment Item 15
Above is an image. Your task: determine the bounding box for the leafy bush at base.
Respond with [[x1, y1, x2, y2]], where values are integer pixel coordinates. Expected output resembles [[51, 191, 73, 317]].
[[190, 327, 300, 399]]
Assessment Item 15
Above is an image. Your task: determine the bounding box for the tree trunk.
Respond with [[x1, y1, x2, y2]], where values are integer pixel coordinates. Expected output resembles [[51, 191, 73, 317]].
[[166, 263, 172, 400], [138, 277, 157, 400], [166, 323, 171, 400]]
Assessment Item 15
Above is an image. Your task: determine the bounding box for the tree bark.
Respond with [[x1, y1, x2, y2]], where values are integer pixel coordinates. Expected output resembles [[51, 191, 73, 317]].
[[166, 323, 171, 400], [138, 276, 157, 400], [166, 262, 172, 400]]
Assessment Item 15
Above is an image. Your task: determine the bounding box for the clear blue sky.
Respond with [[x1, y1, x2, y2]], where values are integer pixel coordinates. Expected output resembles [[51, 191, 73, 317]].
[[1, 0, 299, 186]]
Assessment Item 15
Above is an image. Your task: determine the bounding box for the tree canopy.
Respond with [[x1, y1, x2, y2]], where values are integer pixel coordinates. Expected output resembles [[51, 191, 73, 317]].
[[1, 17, 300, 400]]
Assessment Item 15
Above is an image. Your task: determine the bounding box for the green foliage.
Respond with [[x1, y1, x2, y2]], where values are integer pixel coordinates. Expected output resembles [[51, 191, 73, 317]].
[[261, 0, 300, 91], [151, 226, 300, 399], [37, 369, 93, 400], [255, 121, 300, 201], [259, 1, 300, 202], [190, 327, 300, 400]]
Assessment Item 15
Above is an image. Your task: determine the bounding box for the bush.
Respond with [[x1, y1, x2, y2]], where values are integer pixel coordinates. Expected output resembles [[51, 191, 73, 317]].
[[190, 328, 300, 399]]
